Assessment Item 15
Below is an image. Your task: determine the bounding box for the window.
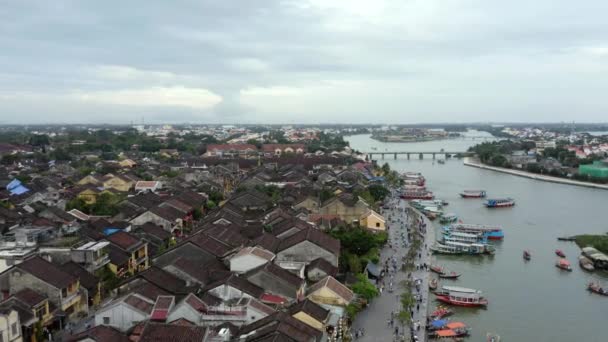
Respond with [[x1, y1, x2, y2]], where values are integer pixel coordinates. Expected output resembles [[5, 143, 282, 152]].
[[11, 323, 18, 336], [103, 317, 110, 324], [35, 306, 46, 319], [376, 222, 380, 228], [61, 288, 68, 297]]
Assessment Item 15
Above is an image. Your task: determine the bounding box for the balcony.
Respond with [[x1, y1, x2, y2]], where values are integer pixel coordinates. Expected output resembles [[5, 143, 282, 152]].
[[61, 291, 81, 311]]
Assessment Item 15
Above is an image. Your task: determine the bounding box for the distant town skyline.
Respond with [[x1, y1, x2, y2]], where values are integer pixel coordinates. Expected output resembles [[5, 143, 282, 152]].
[[2, 1, 608, 124]]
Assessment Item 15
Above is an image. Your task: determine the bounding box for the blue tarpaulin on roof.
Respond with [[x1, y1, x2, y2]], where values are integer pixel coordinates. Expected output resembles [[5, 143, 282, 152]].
[[10, 185, 29, 195], [103, 228, 121, 236], [6, 179, 21, 191], [431, 319, 448, 328]]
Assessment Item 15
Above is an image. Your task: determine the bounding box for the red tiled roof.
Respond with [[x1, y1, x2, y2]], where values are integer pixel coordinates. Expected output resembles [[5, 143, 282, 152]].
[[66, 325, 129, 342], [124, 294, 154, 315], [106, 231, 143, 251], [207, 144, 257, 152], [138, 322, 208, 342], [260, 293, 288, 305]]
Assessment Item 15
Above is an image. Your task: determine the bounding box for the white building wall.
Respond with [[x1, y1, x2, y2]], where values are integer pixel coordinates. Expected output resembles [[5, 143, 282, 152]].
[[95, 303, 148, 332]]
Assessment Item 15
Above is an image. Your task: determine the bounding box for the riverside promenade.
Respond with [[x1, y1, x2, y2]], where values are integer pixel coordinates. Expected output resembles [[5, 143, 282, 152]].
[[464, 157, 608, 190], [353, 195, 433, 342]]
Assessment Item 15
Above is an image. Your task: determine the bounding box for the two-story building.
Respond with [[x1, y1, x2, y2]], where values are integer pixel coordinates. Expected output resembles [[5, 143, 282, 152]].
[[105, 232, 149, 277], [0, 256, 88, 321]]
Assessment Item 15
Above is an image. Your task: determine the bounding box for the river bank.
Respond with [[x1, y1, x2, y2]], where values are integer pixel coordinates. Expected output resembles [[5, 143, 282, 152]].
[[463, 157, 608, 190]]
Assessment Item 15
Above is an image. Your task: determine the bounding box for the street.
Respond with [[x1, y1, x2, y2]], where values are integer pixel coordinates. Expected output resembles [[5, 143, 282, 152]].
[[353, 194, 434, 342]]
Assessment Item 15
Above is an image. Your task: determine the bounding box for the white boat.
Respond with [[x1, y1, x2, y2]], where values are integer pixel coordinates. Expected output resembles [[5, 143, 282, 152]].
[[442, 231, 486, 244], [434, 286, 488, 307]]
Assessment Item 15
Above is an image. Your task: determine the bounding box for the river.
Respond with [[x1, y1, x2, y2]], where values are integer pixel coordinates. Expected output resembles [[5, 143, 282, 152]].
[[346, 133, 607, 342]]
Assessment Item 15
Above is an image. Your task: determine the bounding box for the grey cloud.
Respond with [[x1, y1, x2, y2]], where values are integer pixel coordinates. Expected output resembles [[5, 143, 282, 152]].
[[1, 0, 608, 124]]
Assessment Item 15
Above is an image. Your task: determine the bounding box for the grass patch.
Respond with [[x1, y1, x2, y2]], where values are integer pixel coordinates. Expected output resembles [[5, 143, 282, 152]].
[[575, 234, 608, 254]]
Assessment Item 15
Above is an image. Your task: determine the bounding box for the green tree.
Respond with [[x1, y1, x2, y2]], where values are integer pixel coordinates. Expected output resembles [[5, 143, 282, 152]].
[[351, 274, 378, 301]]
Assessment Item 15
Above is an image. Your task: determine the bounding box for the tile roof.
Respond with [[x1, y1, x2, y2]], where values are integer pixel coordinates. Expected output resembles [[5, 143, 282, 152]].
[[306, 258, 338, 278], [207, 144, 257, 152], [188, 233, 233, 258], [106, 231, 143, 251], [307, 276, 354, 303], [288, 299, 329, 323], [12, 288, 47, 307], [277, 227, 340, 255], [204, 274, 264, 299], [124, 294, 154, 315], [139, 222, 172, 240], [252, 233, 281, 252], [234, 246, 275, 262], [67, 325, 129, 342], [247, 263, 304, 289], [151, 296, 174, 321], [137, 267, 190, 295], [151, 205, 184, 221], [238, 311, 322, 342], [61, 261, 100, 292], [16, 256, 77, 289], [138, 322, 208, 342], [162, 198, 192, 213], [170, 257, 229, 285], [133, 282, 171, 301]]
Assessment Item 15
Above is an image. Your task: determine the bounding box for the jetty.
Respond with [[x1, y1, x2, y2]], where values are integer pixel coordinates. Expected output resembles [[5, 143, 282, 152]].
[[464, 158, 608, 190]]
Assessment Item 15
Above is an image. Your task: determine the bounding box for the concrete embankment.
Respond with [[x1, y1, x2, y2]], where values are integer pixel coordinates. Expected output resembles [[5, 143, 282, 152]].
[[463, 158, 608, 191]]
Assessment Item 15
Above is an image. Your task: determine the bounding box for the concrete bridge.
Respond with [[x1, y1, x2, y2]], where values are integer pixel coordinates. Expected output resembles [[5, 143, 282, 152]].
[[363, 151, 473, 160]]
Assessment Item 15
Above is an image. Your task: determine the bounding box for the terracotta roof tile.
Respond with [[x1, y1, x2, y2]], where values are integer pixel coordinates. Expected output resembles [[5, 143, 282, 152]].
[[138, 322, 208, 342], [16, 256, 76, 289], [13, 288, 47, 307]]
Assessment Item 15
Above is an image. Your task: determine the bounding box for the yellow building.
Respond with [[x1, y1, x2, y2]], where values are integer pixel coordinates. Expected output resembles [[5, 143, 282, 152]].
[[306, 276, 354, 307], [360, 210, 386, 231], [118, 159, 137, 168], [102, 174, 134, 192], [289, 299, 329, 331], [77, 174, 102, 186]]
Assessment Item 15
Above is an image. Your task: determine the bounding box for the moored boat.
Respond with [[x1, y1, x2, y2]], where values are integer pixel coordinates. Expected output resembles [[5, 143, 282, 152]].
[[587, 282, 608, 296], [430, 265, 444, 274], [555, 249, 566, 258], [439, 213, 458, 224], [460, 190, 487, 198], [484, 198, 515, 208], [442, 231, 486, 244], [445, 223, 504, 240], [556, 258, 572, 271], [579, 256, 595, 272], [523, 250, 531, 261], [434, 286, 488, 307], [431, 241, 494, 255], [401, 191, 434, 200], [437, 159, 445, 164], [429, 306, 454, 319], [438, 271, 461, 279]]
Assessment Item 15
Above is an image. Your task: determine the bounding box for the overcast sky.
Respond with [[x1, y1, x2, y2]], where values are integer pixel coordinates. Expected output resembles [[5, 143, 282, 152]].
[[1, 0, 608, 124]]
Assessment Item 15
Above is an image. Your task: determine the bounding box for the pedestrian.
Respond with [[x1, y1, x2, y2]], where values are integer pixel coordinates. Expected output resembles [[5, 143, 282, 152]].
[[417, 304, 420, 311]]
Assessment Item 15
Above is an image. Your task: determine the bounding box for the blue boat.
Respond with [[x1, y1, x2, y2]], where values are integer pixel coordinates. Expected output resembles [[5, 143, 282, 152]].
[[484, 198, 515, 208]]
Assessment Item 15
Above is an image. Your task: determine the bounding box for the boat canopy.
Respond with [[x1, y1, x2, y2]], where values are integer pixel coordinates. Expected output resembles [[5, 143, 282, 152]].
[[559, 259, 571, 266], [436, 330, 457, 337], [430, 319, 448, 328], [446, 322, 466, 329], [442, 286, 480, 294]]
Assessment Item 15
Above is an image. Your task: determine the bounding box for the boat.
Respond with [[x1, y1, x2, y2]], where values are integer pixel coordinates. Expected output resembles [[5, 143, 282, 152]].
[[439, 271, 461, 279], [430, 323, 470, 339], [431, 241, 494, 255], [587, 282, 608, 296], [430, 265, 445, 274], [445, 223, 504, 240], [429, 278, 438, 290], [556, 258, 572, 271], [434, 286, 489, 307], [429, 306, 454, 319], [487, 333, 501, 342], [523, 250, 531, 261], [484, 198, 515, 208], [557, 236, 577, 241], [442, 231, 487, 244], [579, 256, 595, 272], [402, 172, 426, 186], [555, 249, 566, 258], [439, 213, 458, 224], [459, 190, 487, 198], [401, 191, 434, 200], [437, 159, 445, 164]]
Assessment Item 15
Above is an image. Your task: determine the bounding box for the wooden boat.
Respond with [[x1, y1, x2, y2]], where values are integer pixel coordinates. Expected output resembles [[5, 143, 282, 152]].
[[430, 265, 444, 274], [557, 236, 576, 241], [579, 256, 595, 272], [487, 333, 501, 342], [555, 249, 566, 258], [429, 278, 439, 290], [439, 271, 461, 279], [429, 306, 454, 319], [434, 286, 488, 307], [459, 190, 487, 198], [556, 258, 572, 271], [430, 324, 469, 339], [484, 198, 515, 208], [523, 250, 531, 261], [587, 282, 608, 296]]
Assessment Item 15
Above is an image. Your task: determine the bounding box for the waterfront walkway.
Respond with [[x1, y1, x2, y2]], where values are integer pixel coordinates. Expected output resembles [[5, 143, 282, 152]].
[[464, 157, 608, 190], [353, 195, 433, 342]]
